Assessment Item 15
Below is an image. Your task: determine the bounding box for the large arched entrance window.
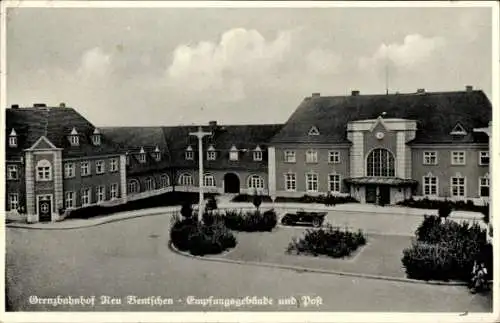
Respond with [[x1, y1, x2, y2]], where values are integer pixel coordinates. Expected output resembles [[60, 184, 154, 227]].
[[366, 148, 395, 177]]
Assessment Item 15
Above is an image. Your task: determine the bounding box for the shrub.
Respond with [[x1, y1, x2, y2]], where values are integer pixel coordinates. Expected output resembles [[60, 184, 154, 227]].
[[397, 197, 483, 213], [252, 193, 263, 211], [231, 194, 273, 203], [206, 195, 218, 212], [438, 202, 452, 219], [170, 219, 236, 256], [181, 201, 193, 219], [273, 194, 359, 205], [221, 209, 277, 232], [402, 215, 489, 282], [287, 225, 366, 258], [65, 192, 218, 220]]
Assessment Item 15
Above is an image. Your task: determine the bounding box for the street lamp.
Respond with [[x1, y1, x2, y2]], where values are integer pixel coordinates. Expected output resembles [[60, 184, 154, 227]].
[[189, 126, 212, 222]]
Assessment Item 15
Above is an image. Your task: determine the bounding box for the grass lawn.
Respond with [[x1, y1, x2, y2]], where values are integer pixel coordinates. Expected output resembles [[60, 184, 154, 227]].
[[224, 226, 412, 278]]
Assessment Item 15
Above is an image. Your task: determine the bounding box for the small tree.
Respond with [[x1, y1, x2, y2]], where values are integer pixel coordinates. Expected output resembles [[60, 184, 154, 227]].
[[438, 200, 452, 220], [252, 189, 262, 212], [206, 195, 218, 213], [481, 203, 490, 225], [181, 201, 193, 219]]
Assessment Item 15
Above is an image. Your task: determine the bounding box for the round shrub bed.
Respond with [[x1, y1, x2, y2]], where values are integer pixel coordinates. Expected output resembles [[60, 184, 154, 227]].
[[286, 225, 367, 258], [204, 209, 278, 232], [170, 218, 237, 256]]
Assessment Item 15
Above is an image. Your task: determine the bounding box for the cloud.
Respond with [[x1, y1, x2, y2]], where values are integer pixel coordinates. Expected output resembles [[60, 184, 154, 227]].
[[76, 47, 113, 82], [305, 48, 342, 75], [359, 34, 445, 70]]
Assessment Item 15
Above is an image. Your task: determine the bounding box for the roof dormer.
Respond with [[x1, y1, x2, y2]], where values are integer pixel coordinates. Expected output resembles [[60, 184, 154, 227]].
[[253, 145, 263, 161], [91, 128, 101, 146], [154, 146, 161, 161], [68, 127, 79, 146], [139, 147, 146, 163], [229, 145, 239, 161], [450, 122, 467, 136], [308, 126, 320, 136], [8, 128, 17, 148]]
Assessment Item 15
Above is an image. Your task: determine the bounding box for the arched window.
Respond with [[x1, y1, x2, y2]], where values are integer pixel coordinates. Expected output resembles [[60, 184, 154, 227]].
[[128, 179, 140, 193], [366, 148, 395, 177], [247, 175, 264, 189], [160, 174, 170, 188], [203, 173, 216, 187], [36, 159, 52, 181], [145, 177, 155, 191], [178, 173, 193, 186]]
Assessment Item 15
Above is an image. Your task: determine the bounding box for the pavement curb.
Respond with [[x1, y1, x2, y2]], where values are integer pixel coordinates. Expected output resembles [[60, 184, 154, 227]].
[[5, 210, 174, 230], [168, 242, 467, 287]]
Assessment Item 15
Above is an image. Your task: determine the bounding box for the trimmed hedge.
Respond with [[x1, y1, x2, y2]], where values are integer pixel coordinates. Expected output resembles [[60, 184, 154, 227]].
[[65, 191, 218, 220], [402, 215, 491, 282], [286, 225, 367, 258], [170, 218, 236, 256], [203, 209, 278, 232], [231, 194, 359, 205], [397, 197, 486, 213]]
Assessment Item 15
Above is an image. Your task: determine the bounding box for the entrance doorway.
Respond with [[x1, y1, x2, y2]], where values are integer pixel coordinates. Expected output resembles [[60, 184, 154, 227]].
[[365, 185, 377, 203], [37, 195, 52, 222], [224, 173, 240, 194], [379, 186, 390, 205]]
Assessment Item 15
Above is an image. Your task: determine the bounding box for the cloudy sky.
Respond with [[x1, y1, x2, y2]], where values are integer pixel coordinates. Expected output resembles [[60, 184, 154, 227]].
[[5, 5, 494, 126]]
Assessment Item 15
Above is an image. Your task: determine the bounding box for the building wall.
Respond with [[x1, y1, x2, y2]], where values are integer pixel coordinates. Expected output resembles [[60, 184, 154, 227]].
[[5, 160, 25, 211], [274, 145, 351, 195], [411, 145, 489, 199], [63, 156, 123, 207], [126, 171, 172, 194], [363, 123, 398, 160]]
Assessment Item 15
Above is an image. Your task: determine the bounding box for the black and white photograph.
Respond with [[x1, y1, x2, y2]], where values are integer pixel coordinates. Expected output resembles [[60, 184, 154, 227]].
[[2, 1, 498, 321]]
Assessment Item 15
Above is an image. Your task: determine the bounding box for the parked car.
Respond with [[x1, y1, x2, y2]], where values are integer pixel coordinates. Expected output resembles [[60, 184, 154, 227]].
[[281, 209, 327, 227]]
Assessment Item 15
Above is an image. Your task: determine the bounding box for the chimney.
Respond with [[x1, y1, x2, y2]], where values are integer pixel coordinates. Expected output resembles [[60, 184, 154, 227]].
[[465, 85, 473, 92], [33, 103, 47, 108], [59, 102, 66, 108], [416, 88, 425, 94], [11, 104, 19, 109], [351, 90, 360, 96], [311, 93, 321, 97], [208, 120, 217, 128]]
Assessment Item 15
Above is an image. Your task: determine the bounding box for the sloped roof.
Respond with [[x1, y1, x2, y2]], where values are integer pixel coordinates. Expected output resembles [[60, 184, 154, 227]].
[[270, 90, 492, 144], [6, 107, 123, 159]]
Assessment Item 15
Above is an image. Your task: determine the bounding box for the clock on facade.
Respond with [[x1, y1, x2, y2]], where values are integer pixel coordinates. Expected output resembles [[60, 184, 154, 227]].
[[376, 132, 385, 139]]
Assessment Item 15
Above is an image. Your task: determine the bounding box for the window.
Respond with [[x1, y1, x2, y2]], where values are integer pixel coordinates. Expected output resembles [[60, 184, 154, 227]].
[[139, 152, 146, 163], [479, 175, 489, 197], [96, 160, 105, 174], [203, 174, 216, 187], [110, 183, 118, 199], [8, 193, 19, 211], [64, 163, 75, 178], [366, 148, 395, 177], [70, 135, 79, 146], [423, 151, 438, 165], [328, 174, 341, 193], [479, 151, 489, 165], [80, 161, 90, 176], [207, 151, 216, 160], [306, 172, 319, 192], [423, 174, 438, 196], [450, 175, 466, 198], [81, 188, 91, 206], [328, 151, 340, 164], [185, 151, 194, 160], [154, 152, 161, 161], [229, 147, 239, 161], [109, 158, 118, 172], [179, 173, 193, 186], [308, 126, 320, 136], [65, 191, 74, 209], [253, 151, 263, 161], [451, 151, 466, 165], [248, 175, 264, 189], [97, 186, 106, 203], [145, 177, 155, 191], [7, 165, 18, 180], [450, 122, 467, 135], [9, 135, 17, 148], [306, 150, 318, 163], [284, 173, 296, 192], [284, 151, 296, 163], [128, 179, 139, 194], [160, 175, 170, 188], [36, 159, 52, 181], [91, 134, 101, 146]]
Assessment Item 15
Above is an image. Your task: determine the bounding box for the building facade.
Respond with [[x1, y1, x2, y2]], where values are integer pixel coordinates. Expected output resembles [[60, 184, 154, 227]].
[[5, 87, 492, 222]]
